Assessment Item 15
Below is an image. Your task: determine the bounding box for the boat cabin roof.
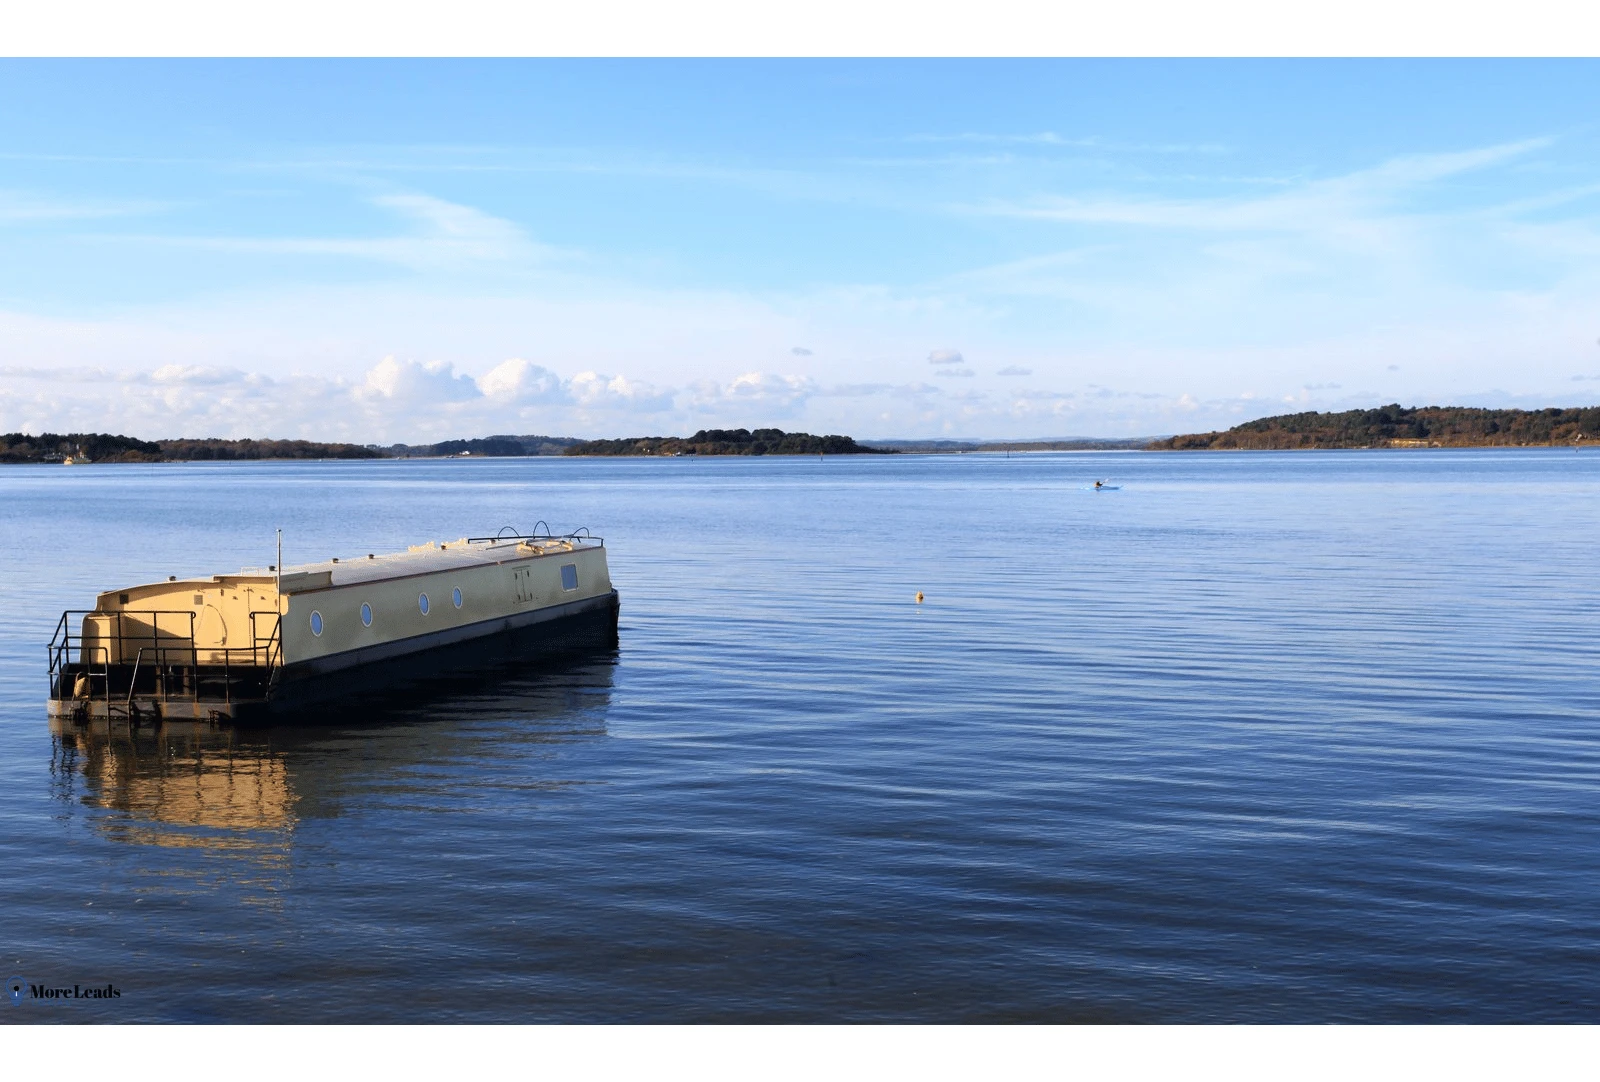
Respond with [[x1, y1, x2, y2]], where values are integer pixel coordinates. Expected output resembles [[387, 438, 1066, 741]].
[[98, 535, 602, 604], [274, 535, 599, 592]]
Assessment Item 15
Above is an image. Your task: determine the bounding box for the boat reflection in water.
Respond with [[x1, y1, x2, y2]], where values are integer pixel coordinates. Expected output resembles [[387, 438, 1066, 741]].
[[50, 649, 619, 887]]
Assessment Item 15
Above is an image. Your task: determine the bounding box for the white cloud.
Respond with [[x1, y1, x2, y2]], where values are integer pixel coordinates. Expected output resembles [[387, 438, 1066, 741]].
[[0, 356, 688, 440], [790, 346, 813, 355], [815, 381, 944, 401], [149, 364, 251, 386], [724, 370, 815, 403], [477, 358, 566, 403], [0, 365, 119, 382], [358, 356, 481, 403], [928, 348, 964, 365], [819, 382, 894, 397], [683, 371, 818, 418], [569, 371, 675, 413], [996, 365, 1032, 376], [935, 367, 975, 377]]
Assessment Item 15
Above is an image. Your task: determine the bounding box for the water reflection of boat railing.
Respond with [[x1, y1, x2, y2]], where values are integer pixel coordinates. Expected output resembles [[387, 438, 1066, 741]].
[[52, 720, 297, 859], [50, 650, 618, 854]]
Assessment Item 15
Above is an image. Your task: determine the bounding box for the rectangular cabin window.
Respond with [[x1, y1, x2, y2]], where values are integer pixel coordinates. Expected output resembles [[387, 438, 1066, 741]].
[[193, 595, 204, 605], [118, 593, 129, 604], [560, 564, 579, 591]]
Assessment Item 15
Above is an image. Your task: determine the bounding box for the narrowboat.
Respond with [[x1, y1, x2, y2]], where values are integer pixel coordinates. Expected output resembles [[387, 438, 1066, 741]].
[[47, 528, 619, 723]]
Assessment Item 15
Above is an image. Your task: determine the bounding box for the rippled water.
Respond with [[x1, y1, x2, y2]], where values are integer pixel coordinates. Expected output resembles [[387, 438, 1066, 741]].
[[3, 450, 1599, 1022]]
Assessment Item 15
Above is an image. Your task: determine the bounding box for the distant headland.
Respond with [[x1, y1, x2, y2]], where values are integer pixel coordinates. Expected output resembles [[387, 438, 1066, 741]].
[[563, 429, 888, 456], [1153, 405, 1600, 450]]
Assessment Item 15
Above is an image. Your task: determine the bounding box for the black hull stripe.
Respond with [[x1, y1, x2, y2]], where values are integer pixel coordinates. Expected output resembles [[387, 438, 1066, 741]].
[[282, 590, 619, 679]]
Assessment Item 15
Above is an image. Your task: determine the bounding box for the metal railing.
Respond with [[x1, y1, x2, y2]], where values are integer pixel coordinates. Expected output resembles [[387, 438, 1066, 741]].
[[468, 524, 602, 546], [47, 608, 282, 714]]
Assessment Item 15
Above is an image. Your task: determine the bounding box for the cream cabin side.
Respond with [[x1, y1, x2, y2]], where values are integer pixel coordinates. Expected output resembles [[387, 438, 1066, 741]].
[[279, 543, 613, 668]]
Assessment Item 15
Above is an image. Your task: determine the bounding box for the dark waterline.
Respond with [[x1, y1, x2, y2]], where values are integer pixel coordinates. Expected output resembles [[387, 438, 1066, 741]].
[[3, 450, 1599, 1022]]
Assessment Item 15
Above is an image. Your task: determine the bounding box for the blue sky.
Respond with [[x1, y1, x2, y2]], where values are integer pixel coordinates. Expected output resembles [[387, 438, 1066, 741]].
[[3, 60, 1599, 440]]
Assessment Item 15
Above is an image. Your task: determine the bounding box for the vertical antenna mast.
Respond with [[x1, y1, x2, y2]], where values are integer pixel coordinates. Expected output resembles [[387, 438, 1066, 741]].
[[276, 528, 283, 609]]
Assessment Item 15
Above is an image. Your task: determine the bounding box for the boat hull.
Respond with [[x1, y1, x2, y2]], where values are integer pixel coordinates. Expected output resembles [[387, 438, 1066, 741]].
[[267, 589, 620, 718], [49, 589, 619, 725]]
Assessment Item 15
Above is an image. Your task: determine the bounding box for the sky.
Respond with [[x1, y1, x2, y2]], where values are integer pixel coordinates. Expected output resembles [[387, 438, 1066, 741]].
[[2, 59, 1599, 442]]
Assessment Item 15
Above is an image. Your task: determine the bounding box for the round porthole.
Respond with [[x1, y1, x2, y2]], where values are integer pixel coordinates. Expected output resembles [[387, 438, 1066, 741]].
[[360, 602, 373, 627], [452, 587, 463, 608], [419, 592, 430, 615], [309, 610, 324, 636]]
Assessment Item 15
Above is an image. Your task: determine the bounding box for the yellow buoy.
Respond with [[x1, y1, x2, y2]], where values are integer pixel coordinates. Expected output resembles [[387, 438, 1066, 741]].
[[915, 591, 924, 603]]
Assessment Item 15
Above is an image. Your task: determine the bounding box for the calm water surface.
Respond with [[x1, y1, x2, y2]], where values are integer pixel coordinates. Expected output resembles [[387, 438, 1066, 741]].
[[2, 450, 1598, 1022]]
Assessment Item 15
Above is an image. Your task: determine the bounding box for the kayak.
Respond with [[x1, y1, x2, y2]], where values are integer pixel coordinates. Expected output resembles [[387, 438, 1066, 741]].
[[1090, 482, 1121, 491]]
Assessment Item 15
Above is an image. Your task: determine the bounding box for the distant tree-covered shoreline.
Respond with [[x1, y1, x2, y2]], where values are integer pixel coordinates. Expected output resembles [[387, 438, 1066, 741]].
[[22, 408, 1590, 464], [0, 433, 382, 463], [386, 435, 581, 457], [1152, 405, 1600, 450], [0, 428, 891, 463], [565, 428, 892, 456]]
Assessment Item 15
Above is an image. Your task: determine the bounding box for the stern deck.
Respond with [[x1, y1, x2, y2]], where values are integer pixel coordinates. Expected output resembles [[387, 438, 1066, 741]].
[[47, 608, 282, 723]]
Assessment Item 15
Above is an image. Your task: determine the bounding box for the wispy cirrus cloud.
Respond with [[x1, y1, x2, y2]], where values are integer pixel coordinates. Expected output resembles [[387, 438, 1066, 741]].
[[903, 134, 1600, 366], [124, 192, 552, 271], [5, 114, 1598, 443], [0, 189, 169, 223], [903, 132, 1228, 154], [957, 138, 1552, 231]]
